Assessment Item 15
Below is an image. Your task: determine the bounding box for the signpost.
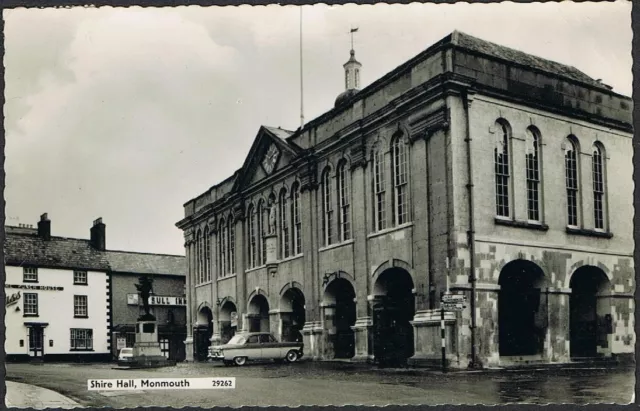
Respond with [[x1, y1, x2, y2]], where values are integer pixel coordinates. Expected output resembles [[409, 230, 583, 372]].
[[440, 292, 467, 373]]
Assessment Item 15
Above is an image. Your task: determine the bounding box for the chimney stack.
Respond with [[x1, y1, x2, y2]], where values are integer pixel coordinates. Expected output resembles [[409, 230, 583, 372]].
[[38, 213, 51, 240], [90, 217, 106, 251]]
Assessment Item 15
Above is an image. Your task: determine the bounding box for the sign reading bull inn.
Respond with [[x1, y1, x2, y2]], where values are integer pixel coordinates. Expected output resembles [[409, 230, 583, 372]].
[[127, 294, 186, 306]]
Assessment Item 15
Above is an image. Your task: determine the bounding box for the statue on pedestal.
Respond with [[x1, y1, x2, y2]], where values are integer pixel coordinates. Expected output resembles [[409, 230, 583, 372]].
[[268, 204, 276, 235], [135, 275, 156, 321]]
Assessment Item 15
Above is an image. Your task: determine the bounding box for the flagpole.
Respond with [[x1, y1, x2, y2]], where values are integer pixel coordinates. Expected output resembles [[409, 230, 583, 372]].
[[300, 6, 304, 129]]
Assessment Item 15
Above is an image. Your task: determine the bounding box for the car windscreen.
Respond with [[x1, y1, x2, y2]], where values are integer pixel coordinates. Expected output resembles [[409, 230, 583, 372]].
[[227, 335, 246, 345], [121, 348, 132, 353]]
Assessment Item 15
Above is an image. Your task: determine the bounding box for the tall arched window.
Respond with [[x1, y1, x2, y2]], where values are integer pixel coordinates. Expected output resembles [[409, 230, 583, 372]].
[[337, 161, 351, 241], [279, 189, 290, 259], [494, 120, 511, 218], [592, 143, 605, 230], [204, 226, 210, 282], [525, 127, 541, 222], [392, 133, 409, 225], [248, 204, 257, 268], [565, 137, 580, 227], [219, 219, 226, 276], [321, 167, 334, 246], [196, 230, 202, 285], [227, 216, 235, 273], [291, 183, 302, 255], [373, 146, 386, 231]]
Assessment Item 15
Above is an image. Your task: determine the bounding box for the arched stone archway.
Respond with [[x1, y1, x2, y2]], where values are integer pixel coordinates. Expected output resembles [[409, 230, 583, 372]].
[[323, 278, 356, 358], [219, 301, 238, 344], [280, 287, 305, 342], [372, 267, 415, 367], [248, 295, 270, 333], [194, 305, 214, 361], [498, 260, 548, 357], [569, 266, 612, 358]]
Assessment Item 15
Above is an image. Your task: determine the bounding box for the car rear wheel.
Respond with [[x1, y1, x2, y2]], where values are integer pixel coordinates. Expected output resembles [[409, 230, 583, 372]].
[[233, 356, 247, 366], [286, 350, 299, 363]]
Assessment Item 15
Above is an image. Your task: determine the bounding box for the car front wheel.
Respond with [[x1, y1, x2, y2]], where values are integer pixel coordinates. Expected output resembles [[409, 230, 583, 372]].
[[285, 350, 299, 363], [234, 356, 247, 366]]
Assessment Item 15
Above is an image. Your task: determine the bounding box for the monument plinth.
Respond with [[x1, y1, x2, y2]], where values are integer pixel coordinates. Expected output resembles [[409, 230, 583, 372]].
[[117, 276, 174, 369]]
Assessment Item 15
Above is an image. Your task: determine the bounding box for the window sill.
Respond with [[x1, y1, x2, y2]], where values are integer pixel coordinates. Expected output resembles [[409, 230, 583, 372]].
[[566, 227, 613, 239], [74, 283, 88, 286], [319, 239, 355, 253], [494, 218, 549, 231], [195, 281, 213, 288], [367, 222, 414, 239], [217, 274, 237, 282], [74, 315, 89, 319], [70, 348, 95, 352], [22, 280, 39, 283], [23, 314, 39, 318]]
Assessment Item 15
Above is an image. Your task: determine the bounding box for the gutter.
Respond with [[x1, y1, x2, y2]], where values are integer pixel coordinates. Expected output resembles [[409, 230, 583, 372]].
[[462, 89, 478, 369]]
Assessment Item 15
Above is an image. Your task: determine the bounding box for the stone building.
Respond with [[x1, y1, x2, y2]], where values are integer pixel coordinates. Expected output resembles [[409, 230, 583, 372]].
[[176, 31, 634, 367]]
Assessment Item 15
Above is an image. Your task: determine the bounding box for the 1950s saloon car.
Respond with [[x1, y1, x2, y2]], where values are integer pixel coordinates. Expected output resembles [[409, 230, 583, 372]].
[[208, 332, 304, 366]]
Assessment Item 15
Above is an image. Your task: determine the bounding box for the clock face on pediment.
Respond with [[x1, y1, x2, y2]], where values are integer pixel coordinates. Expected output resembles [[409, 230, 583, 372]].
[[261, 144, 280, 175]]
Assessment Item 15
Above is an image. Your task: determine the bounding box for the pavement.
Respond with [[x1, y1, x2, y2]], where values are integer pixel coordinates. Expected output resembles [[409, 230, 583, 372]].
[[5, 381, 82, 409], [5, 361, 635, 407]]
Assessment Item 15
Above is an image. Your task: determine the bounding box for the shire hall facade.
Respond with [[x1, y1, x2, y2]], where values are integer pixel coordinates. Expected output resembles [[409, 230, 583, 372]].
[[176, 31, 634, 368]]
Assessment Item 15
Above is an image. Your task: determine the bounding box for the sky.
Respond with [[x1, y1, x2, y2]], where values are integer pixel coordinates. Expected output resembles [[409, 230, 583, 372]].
[[4, 1, 633, 256]]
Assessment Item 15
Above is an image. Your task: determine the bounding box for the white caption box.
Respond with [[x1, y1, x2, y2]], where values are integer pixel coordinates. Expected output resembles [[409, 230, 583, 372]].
[[88, 378, 235, 391]]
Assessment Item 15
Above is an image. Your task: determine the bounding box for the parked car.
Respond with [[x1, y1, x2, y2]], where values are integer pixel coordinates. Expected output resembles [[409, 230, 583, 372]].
[[118, 347, 134, 364], [208, 332, 304, 366]]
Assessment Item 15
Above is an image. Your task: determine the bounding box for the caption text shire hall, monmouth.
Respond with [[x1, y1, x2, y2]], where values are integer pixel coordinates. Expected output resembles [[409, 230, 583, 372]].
[[176, 30, 634, 368]]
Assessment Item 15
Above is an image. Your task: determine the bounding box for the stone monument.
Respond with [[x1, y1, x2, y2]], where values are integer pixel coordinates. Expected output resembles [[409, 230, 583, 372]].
[[265, 204, 278, 271], [123, 276, 173, 368]]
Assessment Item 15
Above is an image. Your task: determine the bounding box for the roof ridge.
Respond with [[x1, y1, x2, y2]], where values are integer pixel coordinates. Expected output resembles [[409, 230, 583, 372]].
[[105, 249, 185, 258]]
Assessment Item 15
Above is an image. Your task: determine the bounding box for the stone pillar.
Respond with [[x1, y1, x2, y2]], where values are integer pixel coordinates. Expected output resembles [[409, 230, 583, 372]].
[[184, 239, 195, 362], [210, 220, 220, 345], [546, 288, 571, 363], [300, 163, 319, 341], [350, 141, 371, 334], [351, 316, 373, 363], [234, 206, 246, 332]]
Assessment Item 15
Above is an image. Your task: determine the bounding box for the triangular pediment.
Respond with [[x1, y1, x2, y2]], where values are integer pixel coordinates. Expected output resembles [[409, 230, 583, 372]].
[[232, 126, 301, 193]]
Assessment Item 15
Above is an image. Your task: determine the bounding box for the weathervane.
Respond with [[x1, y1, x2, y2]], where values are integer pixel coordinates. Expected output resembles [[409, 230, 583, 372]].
[[350, 27, 359, 51]]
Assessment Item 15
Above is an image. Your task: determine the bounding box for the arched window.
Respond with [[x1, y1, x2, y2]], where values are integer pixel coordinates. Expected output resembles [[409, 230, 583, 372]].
[[494, 120, 511, 218], [592, 143, 606, 230], [291, 183, 302, 255], [525, 127, 541, 222], [373, 146, 386, 231], [321, 167, 334, 246], [248, 204, 257, 268], [258, 200, 266, 265], [337, 161, 351, 241], [219, 219, 226, 276], [279, 189, 290, 259], [227, 216, 235, 273], [196, 230, 202, 285], [392, 133, 410, 225], [204, 226, 210, 282], [565, 137, 580, 227]]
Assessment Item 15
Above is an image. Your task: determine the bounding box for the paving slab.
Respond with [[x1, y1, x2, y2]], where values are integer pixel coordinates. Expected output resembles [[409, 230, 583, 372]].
[[6, 381, 82, 409]]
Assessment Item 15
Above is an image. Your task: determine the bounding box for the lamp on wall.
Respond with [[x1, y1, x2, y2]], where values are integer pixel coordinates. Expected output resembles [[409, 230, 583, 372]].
[[216, 298, 223, 306]]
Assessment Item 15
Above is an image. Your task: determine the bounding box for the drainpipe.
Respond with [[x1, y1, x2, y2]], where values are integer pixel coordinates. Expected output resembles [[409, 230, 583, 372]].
[[462, 89, 478, 369]]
